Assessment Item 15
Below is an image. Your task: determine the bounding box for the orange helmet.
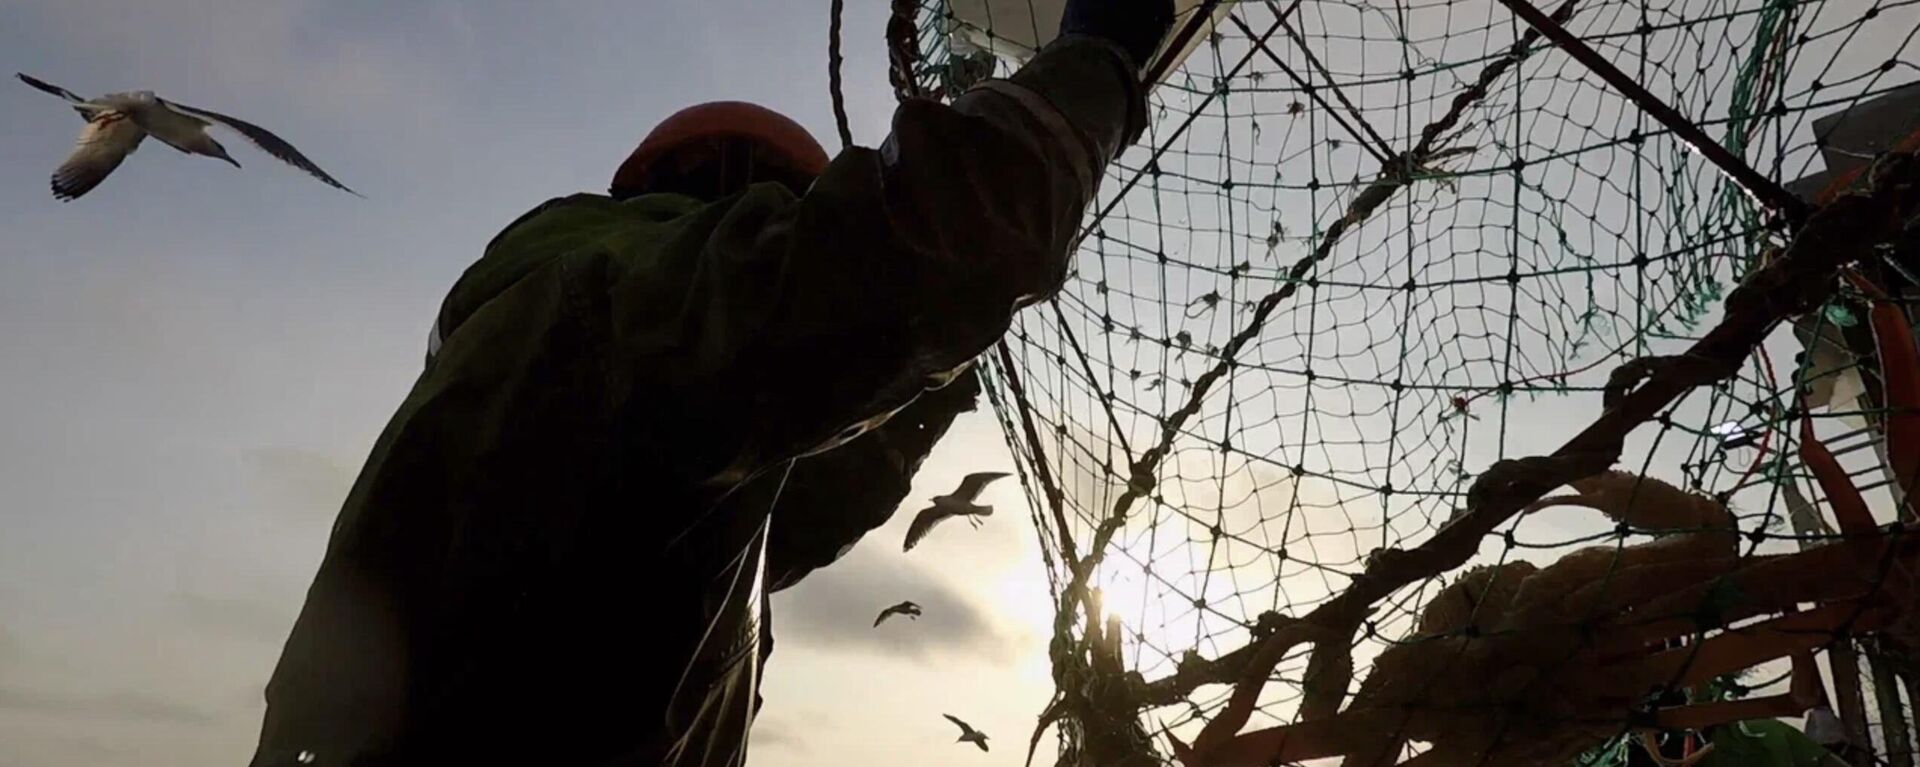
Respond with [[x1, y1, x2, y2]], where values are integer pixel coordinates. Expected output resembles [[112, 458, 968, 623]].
[[612, 101, 830, 197]]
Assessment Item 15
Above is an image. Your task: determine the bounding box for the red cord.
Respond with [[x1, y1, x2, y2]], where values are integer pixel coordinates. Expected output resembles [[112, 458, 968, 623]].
[[1728, 344, 1781, 490]]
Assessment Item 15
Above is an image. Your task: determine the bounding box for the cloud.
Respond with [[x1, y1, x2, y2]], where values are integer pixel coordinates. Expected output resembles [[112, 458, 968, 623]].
[[772, 549, 1016, 662], [173, 592, 295, 644], [749, 718, 809, 755], [244, 446, 355, 516], [0, 687, 216, 725]]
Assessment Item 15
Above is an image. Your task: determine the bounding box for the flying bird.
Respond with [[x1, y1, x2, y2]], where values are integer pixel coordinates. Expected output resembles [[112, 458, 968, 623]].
[[16, 73, 359, 200], [943, 713, 989, 752], [902, 471, 1010, 552], [872, 600, 923, 627]]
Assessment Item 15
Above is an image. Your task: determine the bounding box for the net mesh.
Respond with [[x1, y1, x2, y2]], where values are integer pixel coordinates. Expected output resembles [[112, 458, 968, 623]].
[[887, 0, 1920, 764]]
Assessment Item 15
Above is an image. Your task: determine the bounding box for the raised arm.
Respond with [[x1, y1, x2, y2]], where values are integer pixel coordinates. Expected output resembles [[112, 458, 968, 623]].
[[425, 20, 1172, 495], [653, 30, 1167, 488]]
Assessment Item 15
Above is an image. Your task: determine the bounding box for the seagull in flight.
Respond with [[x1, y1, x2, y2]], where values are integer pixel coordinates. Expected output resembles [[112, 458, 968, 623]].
[[872, 600, 923, 627], [943, 714, 989, 752], [16, 73, 359, 200], [902, 471, 1010, 552]]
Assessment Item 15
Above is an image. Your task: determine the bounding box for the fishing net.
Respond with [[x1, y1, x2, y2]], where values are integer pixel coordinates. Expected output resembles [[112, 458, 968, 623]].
[[880, 0, 1920, 764]]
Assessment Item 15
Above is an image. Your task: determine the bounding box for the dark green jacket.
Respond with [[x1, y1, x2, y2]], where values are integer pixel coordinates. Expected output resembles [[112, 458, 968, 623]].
[[249, 36, 1143, 767]]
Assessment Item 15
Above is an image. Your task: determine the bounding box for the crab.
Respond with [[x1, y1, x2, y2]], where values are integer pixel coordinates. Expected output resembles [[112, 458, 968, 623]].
[[1143, 143, 1920, 767], [1171, 470, 1919, 767]]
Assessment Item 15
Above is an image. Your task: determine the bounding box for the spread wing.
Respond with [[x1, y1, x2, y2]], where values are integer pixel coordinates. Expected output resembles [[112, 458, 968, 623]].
[[158, 99, 361, 196], [17, 73, 86, 103], [17, 73, 101, 119], [976, 738, 990, 752], [954, 471, 1011, 501], [874, 599, 923, 626], [902, 506, 954, 552], [943, 714, 973, 735], [51, 112, 144, 201]]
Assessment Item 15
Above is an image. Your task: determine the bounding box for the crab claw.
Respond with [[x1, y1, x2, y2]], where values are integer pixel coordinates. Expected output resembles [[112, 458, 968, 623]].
[[1164, 725, 1202, 767]]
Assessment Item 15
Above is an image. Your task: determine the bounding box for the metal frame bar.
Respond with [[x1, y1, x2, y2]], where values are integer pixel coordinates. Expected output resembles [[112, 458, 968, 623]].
[[1490, 0, 1812, 226], [1227, 11, 1396, 166], [1144, 0, 1229, 86], [1080, 0, 1306, 240], [1262, 1, 1397, 162]]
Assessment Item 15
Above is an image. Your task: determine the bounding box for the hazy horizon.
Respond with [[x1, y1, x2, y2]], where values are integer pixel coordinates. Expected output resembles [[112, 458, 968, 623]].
[[0, 1, 1056, 764]]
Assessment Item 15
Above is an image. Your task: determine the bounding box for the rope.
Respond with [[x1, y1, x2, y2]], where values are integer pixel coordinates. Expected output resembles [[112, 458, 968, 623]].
[[828, 0, 855, 149]]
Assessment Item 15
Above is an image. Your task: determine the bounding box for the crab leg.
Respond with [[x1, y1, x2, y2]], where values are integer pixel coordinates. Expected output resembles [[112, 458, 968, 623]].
[[1846, 270, 1920, 514], [1652, 652, 1823, 730], [1643, 603, 1891, 688], [1800, 414, 1881, 537], [1553, 556, 1741, 625], [1622, 532, 1918, 634], [1189, 621, 1346, 755], [1175, 707, 1403, 767]]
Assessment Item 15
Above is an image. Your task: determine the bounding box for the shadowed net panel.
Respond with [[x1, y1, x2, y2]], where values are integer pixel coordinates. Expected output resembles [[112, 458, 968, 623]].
[[885, 0, 1920, 764]]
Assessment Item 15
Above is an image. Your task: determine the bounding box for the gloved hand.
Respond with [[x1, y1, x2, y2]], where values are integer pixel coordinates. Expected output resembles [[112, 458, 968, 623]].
[[1059, 0, 1178, 72]]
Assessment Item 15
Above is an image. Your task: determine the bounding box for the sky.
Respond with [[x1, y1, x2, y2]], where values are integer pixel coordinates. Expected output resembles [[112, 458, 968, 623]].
[[0, 1, 1060, 765], [4, 1, 1919, 766], [918, 0, 1917, 754]]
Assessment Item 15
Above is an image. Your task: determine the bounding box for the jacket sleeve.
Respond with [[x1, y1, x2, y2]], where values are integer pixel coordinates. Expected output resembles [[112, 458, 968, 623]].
[[421, 36, 1143, 497], [644, 35, 1145, 489], [757, 368, 983, 592]]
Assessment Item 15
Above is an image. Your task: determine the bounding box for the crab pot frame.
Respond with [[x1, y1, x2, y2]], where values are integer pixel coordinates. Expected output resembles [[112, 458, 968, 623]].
[[1150, 144, 1920, 766], [882, 0, 1920, 764]]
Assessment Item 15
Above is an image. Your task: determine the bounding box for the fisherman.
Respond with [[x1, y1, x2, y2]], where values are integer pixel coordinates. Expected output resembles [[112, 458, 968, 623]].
[[249, 1, 1174, 764]]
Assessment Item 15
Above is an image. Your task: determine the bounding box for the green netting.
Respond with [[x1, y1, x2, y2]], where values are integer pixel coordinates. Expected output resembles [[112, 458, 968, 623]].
[[886, 1, 1920, 764]]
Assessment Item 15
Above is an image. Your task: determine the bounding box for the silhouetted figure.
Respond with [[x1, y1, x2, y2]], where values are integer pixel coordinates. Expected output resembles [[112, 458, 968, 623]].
[[945, 713, 991, 752], [873, 600, 924, 627], [903, 471, 1011, 551], [247, 2, 1175, 765]]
